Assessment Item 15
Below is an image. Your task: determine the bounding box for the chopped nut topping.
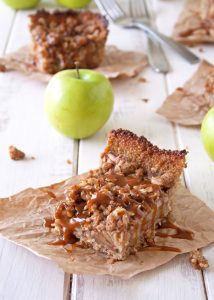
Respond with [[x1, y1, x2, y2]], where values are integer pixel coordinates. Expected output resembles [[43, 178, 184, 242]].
[[190, 250, 209, 270], [9, 146, 25, 161]]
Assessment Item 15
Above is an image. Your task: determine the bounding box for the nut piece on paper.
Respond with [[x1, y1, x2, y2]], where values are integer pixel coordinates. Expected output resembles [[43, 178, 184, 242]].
[[189, 250, 209, 270]]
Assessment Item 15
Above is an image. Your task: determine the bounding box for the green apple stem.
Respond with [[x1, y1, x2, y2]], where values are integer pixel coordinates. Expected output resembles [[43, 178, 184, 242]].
[[74, 61, 80, 79]]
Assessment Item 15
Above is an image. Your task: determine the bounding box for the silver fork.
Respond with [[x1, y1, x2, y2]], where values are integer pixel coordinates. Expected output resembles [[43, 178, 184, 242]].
[[94, 0, 200, 64], [129, 0, 170, 73]]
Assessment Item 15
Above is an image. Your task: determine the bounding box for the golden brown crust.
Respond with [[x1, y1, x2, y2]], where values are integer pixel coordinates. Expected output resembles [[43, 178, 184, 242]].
[[102, 129, 187, 188]]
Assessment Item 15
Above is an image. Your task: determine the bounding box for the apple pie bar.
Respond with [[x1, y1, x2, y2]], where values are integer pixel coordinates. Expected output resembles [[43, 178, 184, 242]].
[[52, 129, 187, 260], [28, 10, 109, 74]]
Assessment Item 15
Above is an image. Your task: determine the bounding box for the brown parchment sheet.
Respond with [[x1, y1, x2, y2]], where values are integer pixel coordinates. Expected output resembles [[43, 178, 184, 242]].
[[172, 0, 214, 44], [0, 45, 147, 81], [0, 173, 214, 279], [157, 60, 214, 126]]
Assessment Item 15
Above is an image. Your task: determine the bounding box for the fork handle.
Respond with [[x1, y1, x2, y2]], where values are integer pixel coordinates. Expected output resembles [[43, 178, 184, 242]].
[[146, 37, 170, 73], [134, 22, 200, 64]]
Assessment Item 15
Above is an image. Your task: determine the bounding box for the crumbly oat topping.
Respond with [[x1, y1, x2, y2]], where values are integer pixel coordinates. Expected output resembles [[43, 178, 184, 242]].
[[190, 250, 209, 270], [9, 146, 25, 161], [28, 10, 108, 74], [54, 169, 170, 259]]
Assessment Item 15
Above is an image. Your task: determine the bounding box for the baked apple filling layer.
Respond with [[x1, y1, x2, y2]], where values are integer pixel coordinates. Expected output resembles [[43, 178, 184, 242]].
[[50, 129, 187, 260]]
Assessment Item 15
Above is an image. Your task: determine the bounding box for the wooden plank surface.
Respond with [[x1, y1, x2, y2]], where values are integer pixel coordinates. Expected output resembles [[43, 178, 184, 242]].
[[157, 1, 214, 300], [0, 0, 213, 299], [0, 4, 73, 300]]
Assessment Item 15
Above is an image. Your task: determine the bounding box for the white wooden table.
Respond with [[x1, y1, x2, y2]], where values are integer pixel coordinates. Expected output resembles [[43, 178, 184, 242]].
[[0, 0, 214, 299]]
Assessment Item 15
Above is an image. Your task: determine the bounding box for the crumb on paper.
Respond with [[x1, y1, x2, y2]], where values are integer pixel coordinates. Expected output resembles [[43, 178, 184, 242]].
[[189, 250, 209, 270], [9, 146, 25, 161], [0, 64, 6, 72], [199, 47, 204, 53], [138, 77, 147, 83], [31, 156, 35, 160], [176, 87, 184, 92], [141, 98, 150, 103], [67, 159, 72, 165]]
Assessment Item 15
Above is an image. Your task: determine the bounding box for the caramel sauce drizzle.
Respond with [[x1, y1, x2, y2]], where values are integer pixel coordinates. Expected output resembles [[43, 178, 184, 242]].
[[156, 219, 194, 240], [104, 174, 141, 187], [142, 245, 181, 253], [43, 218, 55, 228], [48, 202, 85, 246], [46, 173, 192, 255]]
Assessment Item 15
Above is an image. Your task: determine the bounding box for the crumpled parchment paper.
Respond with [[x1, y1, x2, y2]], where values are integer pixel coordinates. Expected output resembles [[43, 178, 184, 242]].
[[157, 60, 214, 126], [172, 0, 214, 44], [0, 45, 148, 81], [0, 173, 214, 279]]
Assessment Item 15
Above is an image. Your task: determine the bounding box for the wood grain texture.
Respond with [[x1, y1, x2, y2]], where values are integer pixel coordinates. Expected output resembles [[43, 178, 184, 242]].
[[0, 2, 15, 53], [156, 1, 214, 299], [0, 7, 74, 300], [71, 18, 207, 300], [0, 0, 213, 299]]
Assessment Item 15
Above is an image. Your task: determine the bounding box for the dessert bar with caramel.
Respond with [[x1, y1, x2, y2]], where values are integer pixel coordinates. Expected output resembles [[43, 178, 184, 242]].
[[51, 129, 187, 260]]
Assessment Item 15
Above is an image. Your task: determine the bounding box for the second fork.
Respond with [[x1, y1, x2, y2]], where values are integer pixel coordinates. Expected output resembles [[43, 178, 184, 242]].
[[129, 0, 170, 74]]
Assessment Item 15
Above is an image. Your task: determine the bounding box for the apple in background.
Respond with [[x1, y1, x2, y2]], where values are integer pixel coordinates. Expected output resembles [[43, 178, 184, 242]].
[[56, 0, 92, 9], [201, 107, 214, 161], [3, 0, 40, 9], [45, 68, 114, 139]]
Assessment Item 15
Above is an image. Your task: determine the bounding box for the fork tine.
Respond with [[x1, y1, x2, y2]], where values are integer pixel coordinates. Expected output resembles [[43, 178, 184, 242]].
[[95, 0, 125, 21], [110, 0, 125, 17], [129, 0, 134, 18], [129, 0, 145, 19], [141, 0, 150, 18]]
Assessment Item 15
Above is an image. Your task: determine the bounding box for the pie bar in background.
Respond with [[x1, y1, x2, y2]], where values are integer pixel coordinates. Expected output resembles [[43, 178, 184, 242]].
[[51, 129, 187, 260], [28, 10, 109, 74], [173, 0, 214, 44]]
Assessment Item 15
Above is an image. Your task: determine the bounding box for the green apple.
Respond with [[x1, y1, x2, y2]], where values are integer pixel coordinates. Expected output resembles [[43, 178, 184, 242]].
[[3, 0, 40, 9], [45, 69, 114, 139], [56, 0, 92, 9], [201, 106, 214, 161]]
